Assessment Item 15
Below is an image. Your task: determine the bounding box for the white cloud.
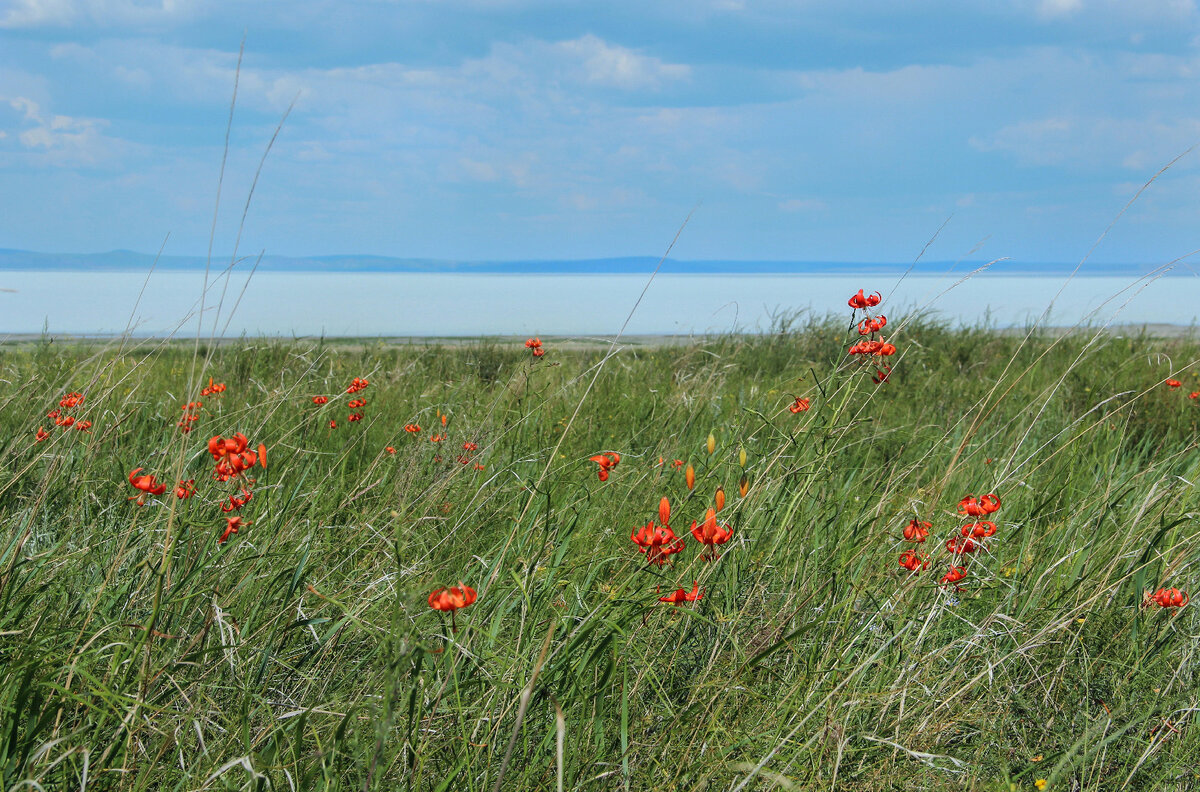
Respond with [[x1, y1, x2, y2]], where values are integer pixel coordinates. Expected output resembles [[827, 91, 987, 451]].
[[0, 0, 194, 28], [969, 115, 1200, 170], [3, 96, 111, 163], [778, 197, 826, 212], [1036, 0, 1083, 18], [552, 35, 691, 90]]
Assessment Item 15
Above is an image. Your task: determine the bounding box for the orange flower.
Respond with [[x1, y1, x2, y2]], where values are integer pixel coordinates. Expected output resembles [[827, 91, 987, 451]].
[[658, 496, 671, 526], [346, 377, 370, 394], [714, 486, 725, 512], [872, 365, 892, 385], [631, 521, 685, 566], [1150, 588, 1189, 608], [218, 515, 247, 543], [404, 423, 421, 433], [347, 412, 364, 422], [958, 493, 1001, 516], [128, 468, 167, 504], [961, 521, 997, 539], [847, 289, 882, 310], [659, 581, 703, 605], [329, 419, 338, 429], [59, 392, 85, 409], [174, 479, 196, 500], [385, 446, 396, 454], [221, 487, 254, 512], [463, 442, 478, 452], [898, 550, 929, 572], [524, 337, 542, 349], [35, 426, 49, 442], [738, 475, 749, 498], [348, 398, 367, 409], [429, 583, 478, 632], [430, 433, 447, 443], [789, 397, 811, 413], [312, 395, 328, 405], [200, 377, 226, 396], [589, 452, 620, 481], [941, 565, 967, 588], [1166, 378, 1183, 389], [76, 419, 92, 431], [903, 519, 931, 543], [685, 464, 695, 491], [690, 508, 732, 559]]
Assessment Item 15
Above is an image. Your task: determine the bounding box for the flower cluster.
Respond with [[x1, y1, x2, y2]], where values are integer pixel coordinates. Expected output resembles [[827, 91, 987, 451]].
[[847, 289, 897, 364], [200, 378, 226, 397], [525, 337, 545, 358], [39, 391, 93, 441], [179, 401, 203, 434], [896, 492, 1003, 590]]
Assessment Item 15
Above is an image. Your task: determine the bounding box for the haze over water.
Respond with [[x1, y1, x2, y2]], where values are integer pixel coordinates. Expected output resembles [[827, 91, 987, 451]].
[[1, 270, 1195, 338]]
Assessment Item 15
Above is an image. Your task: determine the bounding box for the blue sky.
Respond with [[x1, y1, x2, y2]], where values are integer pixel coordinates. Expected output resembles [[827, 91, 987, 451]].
[[3, 0, 1200, 264]]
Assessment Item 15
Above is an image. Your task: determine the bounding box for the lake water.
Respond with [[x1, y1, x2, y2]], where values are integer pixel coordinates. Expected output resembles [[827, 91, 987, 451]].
[[1, 270, 1197, 337]]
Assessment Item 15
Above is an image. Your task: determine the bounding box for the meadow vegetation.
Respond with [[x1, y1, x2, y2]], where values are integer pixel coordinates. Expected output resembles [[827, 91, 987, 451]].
[[2, 313, 1199, 790]]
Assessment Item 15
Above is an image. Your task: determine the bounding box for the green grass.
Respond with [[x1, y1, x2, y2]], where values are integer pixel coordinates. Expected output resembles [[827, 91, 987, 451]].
[[1, 318, 1199, 791]]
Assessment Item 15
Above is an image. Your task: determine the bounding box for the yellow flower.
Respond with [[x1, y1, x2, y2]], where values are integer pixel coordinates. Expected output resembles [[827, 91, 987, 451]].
[[1035, 779, 1047, 790]]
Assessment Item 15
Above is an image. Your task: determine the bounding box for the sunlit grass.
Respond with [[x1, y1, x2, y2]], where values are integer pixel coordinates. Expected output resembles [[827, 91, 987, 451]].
[[1, 319, 1199, 790]]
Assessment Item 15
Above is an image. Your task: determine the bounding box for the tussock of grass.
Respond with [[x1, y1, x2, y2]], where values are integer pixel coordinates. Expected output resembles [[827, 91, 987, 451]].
[[1, 320, 1199, 790]]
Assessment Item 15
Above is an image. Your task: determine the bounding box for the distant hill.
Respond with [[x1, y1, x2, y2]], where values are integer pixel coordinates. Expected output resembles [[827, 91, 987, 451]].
[[0, 248, 1166, 276]]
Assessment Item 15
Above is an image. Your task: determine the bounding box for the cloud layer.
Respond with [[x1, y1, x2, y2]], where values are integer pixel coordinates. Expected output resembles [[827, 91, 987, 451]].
[[2, 1, 1200, 264]]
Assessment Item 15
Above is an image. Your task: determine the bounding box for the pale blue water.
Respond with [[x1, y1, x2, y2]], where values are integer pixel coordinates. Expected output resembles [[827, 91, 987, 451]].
[[0, 270, 1196, 337]]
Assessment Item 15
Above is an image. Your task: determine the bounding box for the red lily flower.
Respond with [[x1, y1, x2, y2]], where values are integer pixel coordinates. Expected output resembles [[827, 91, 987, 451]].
[[690, 507, 733, 559], [789, 397, 811, 413], [128, 468, 167, 504], [659, 581, 703, 605], [872, 365, 892, 385], [898, 550, 929, 572], [346, 377, 370, 394], [590, 452, 620, 481], [631, 521, 685, 566], [348, 398, 366, 409], [174, 479, 195, 500], [59, 392, 85, 409], [430, 433, 447, 442], [1191, 392, 1200, 400], [218, 515, 247, 543], [903, 519, 931, 543], [1150, 588, 1189, 608], [200, 378, 226, 397], [847, 289, 882, 309], [312, 395, 328, 405], [404, 423, 421, 433], [221, 487, 254, 512], [524, 338, 542, 349], [35, 426, 49, 442], [348, 412, 364, 422], [945, 536, 981, 556], [958, 493, 1001, 516], [1166, 379, 1183, 389], [55, 415, 75, 427], [463, 442, 479, 452], [532, 347, 545, 357], [961, 521, 997, 539], [385, 446, 396, 454], [941, 565, 967, 588], [857, 315, 887, 335], [329, 419, 338, 429], [429, 582, 478, 632]]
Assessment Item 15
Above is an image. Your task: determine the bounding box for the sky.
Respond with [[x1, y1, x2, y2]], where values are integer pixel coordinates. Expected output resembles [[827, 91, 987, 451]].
[[4, 0, 1200, 265]]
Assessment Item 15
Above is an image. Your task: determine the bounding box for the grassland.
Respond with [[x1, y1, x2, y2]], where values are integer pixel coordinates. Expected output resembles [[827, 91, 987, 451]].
[[2, 317, 1199, 791]]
